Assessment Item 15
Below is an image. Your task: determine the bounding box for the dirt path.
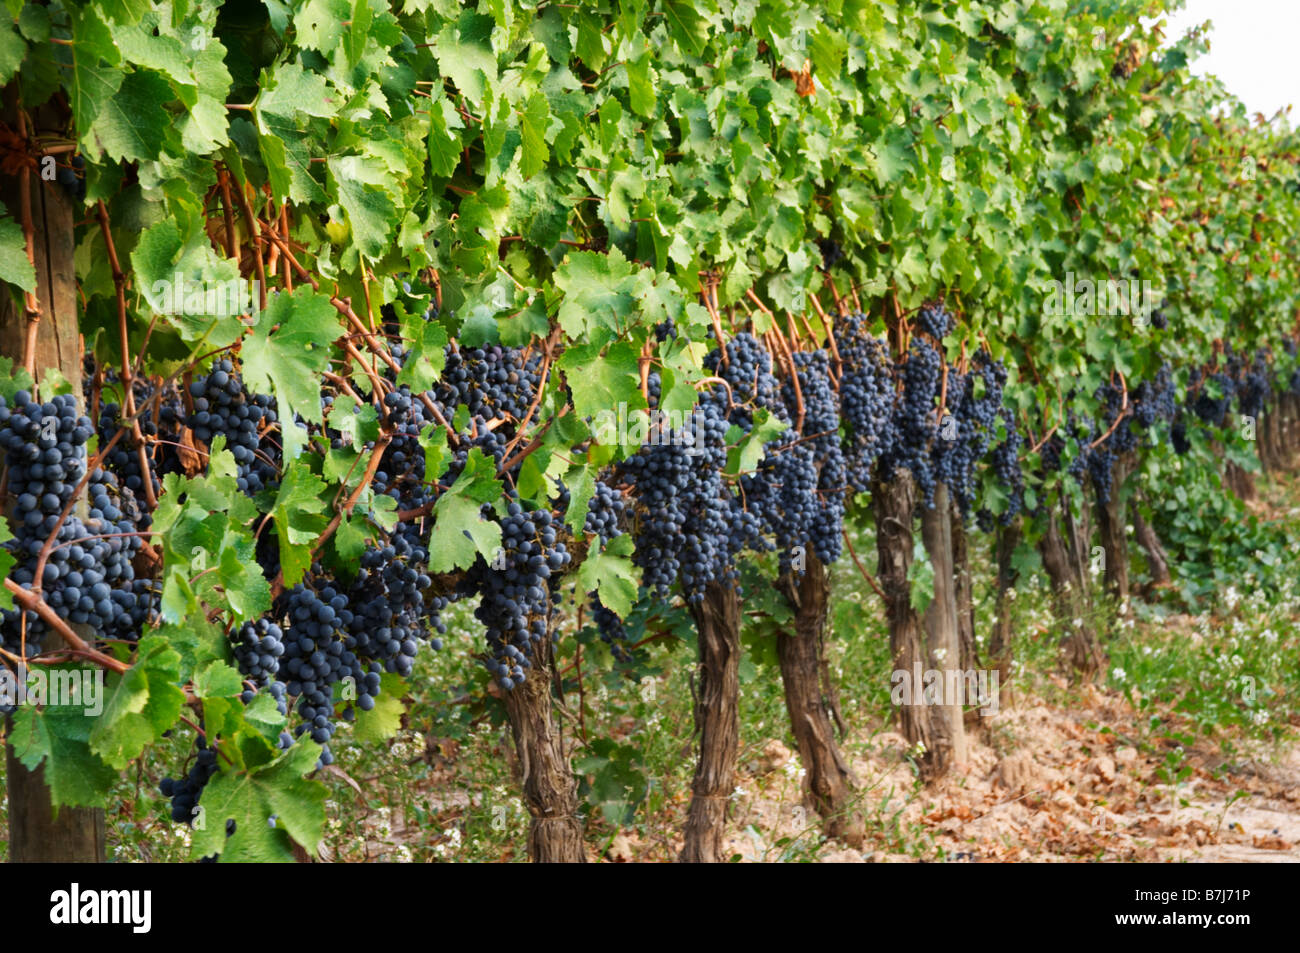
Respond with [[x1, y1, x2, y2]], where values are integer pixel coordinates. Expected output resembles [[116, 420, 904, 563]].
[[609, 683, 1300, 862]]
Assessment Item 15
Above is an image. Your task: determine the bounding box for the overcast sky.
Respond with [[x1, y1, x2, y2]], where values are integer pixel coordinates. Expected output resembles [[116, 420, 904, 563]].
[[1157, 1, 1300, 122]]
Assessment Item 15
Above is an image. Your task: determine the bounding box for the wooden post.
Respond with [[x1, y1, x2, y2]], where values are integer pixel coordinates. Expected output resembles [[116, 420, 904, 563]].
[[1, 89, 106, 862]]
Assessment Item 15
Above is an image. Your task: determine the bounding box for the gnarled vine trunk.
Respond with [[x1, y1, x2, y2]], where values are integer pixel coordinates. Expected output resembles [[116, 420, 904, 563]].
[[1131, 495, 1171, 589], [988, 519, 1021, 709], [501, 634, 586, 863], [919, 483, 967, 771], [776, 555, 863, 846], [1038, 492, 1104, 678], [680, 581, 742, 863], [951, 502, 978, 678], [1258, 401, 1282, 473], [1094, 454, 1131, 604], [1223, 460, 1257, 503], [874, 473, 964, 782]]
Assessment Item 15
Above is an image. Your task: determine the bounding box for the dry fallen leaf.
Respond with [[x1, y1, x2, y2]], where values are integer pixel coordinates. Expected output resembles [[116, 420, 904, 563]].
[[788, 60, 815, 97], [178, 426, 207, 475]]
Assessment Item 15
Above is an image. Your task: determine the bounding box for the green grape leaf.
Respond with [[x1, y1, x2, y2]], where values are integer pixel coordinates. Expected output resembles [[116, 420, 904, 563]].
[[333, 512, 374, 566], [87, 69, 174, 163], [241, 287, 338, 461], [0, 21, 25, 87], [352, 673, 405, 742], [562, 463, 595, 535], [578, 533, 639, 618], [329, 395, 380, 451], [8, 705, 116, 808], [556, 341, 645, 421], [518, 91, 550, 179], [190, 740, 326, 862], [726, 408, 785, 476], [89, 635, 186, 769], [129, 219, 246, 346], [553, 248, 641, 337], [327, 156, 398, 261], [270, 464, 330, 588], [193, 659, 244, 699], [420, 424, 451, 485], [0, 515, 15, 609], [0, 211, 37, 294], [661, 0, 710, 56], [428, 448, 502, 573]]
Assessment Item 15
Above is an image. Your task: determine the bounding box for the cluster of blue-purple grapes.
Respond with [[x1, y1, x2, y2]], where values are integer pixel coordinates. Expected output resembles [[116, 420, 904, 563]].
[[936, 352, 1008, 518], [95, 374, 185, 503], [780, 349, 846, 566], [472, 503, 570, 687], [584, 480, 626, 543], [281, 581, 371, 757], [1131, 364, 1178, 431], [345, 536, 436, 677], [187, 359, 280, 496], [234, 618, 285, 696], [731, 331, 819, 577], [1236, 349, 1272, 420], [1083, 379, 1137, 504], [583, 480, 632, 656], [436, 344, 542, 424], [162, 323, 564, 822], [225, 558, 407, 776], [976, 408, 1025, 532], [0, 391, 149, 654], [880, 334, 944, 506], [705, 333, 780, 426], [618, 340, 766, 602], [1188, 366, 1236, 429], [836, 313, 897, 492], [55, 154, 86, 201], [836, 307, 1022, 523], [1166, 346, 1276, 458], [916, 304, 953, 340], [370, 342, 543, 520], [160, 736, 219, 823], [1076, 361, 1177, 491]]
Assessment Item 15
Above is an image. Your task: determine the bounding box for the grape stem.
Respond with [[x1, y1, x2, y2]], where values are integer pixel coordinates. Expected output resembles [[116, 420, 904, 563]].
[[809, 293, 843, 384], [702, 277, 728, 366], [225, 170, 268, 311], [3, 578, 129, 674], [501, 326, 561, 467], [840, 530, 887, 602], [269, 433, 393, 600], [16, 107, 41, 378], [1088, 371, 1129, 449], [96, 199, 158, 510]]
